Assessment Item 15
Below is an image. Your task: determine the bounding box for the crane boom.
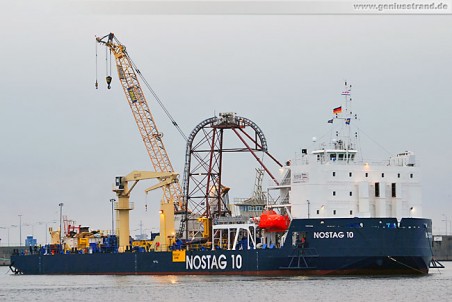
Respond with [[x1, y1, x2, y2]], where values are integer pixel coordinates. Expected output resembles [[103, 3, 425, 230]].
[[97, 33, 183, 212]]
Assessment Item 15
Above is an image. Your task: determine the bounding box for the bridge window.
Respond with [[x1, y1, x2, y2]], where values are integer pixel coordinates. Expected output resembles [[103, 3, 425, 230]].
[[333, 191, 336, 196], [398, 173, 400, 178], [375, 182, 380, 197], [349, 191, 353, 196], [247, 205, 263, 211], [333, 210, 337, 215], [382, 173, 385, 178], [349, 172, 352, 177], [410, 173, 414, 179], [332, 172, 336, 177], [365, 172, 368, 177]]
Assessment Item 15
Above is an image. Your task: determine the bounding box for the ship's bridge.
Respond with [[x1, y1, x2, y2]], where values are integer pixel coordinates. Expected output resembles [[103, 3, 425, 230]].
[[312, 149, 357, 163], [311, 139, 357, 163]]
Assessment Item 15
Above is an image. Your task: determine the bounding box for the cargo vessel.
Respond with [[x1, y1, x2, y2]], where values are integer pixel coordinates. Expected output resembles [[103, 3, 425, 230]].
[[10, 217, 432, 275], [10, 83, 436, 275]]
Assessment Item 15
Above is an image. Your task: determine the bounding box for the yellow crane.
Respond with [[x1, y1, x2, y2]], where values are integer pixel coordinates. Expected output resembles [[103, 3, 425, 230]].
[[96, 33, 184, 214], [113, 170, 178, 251]]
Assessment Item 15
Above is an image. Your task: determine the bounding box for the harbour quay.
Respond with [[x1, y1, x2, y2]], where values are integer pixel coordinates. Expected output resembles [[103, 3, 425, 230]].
[[432, 235, 452, 261], [0, 247, 19, 266]]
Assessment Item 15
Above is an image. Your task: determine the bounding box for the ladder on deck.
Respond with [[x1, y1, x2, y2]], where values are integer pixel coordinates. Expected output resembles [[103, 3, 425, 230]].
[[280, 247, 319, 270]]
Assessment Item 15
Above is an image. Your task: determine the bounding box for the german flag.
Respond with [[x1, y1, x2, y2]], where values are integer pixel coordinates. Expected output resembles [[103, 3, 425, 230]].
[[333, 106, 342, 114]]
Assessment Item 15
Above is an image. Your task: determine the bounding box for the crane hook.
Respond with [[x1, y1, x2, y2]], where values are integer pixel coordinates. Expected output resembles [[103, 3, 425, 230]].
[[106, 76, 112, 89]]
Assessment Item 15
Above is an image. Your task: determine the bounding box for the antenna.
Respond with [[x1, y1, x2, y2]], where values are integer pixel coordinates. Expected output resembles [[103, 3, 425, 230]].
[[326, 82, 358, 155]]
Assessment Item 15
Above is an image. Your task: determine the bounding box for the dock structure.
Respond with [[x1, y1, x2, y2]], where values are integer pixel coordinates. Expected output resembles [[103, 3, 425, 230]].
[[0, 246, 20, 266], [432, 235, 452, 261]]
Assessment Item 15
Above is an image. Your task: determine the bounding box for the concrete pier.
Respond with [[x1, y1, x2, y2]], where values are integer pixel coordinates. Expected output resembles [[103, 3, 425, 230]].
[[0, 246, 20, 266], [432, 235, 452, 261]]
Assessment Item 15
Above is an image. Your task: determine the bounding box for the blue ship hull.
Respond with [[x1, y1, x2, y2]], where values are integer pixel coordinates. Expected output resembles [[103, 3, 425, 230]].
[[10, 218, 433, 275]]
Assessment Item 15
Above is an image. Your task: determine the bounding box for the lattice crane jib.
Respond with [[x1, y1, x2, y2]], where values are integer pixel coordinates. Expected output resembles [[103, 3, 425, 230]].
[[96, 33, 183, 212]]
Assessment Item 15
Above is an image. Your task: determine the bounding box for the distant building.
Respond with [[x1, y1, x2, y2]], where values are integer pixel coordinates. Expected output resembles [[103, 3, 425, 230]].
[[25, 236, 37, 247], [231, 169, 267, 218], [231, 199, 265, 218]]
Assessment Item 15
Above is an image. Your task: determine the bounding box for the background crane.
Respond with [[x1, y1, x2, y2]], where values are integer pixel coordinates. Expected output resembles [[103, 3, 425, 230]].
[[96, 33, 184, 214]]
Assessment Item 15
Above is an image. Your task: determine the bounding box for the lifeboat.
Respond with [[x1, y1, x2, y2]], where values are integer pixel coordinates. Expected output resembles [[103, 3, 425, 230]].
[[258, 210, 290, 232]]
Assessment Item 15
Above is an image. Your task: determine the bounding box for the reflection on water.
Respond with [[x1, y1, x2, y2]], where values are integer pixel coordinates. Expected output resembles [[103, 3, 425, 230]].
[[1, 264, 451, 302]]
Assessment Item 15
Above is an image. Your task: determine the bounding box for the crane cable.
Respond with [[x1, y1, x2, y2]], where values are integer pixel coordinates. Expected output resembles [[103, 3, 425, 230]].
[[109, 47, 112, 77], [127, 54, 188, 142], [105, 44, 108, 76], [96, 34, 188, 142], [95, 37, 98, 89]]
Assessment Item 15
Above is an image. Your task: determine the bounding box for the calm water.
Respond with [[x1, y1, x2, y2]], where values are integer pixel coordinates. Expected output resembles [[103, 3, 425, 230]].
[[1, 264, 451, 302]]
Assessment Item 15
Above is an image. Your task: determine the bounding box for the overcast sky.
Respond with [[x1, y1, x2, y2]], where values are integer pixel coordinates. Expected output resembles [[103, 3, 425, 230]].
[[1, 1, 451, 245]]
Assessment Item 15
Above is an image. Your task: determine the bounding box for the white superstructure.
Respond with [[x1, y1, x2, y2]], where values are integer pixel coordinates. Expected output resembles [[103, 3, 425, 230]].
[[270, 84, 422, 220]]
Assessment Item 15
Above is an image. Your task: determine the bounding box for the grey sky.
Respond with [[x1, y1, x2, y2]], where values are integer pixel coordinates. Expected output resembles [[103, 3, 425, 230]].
[[1, 1, 451, 245]]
